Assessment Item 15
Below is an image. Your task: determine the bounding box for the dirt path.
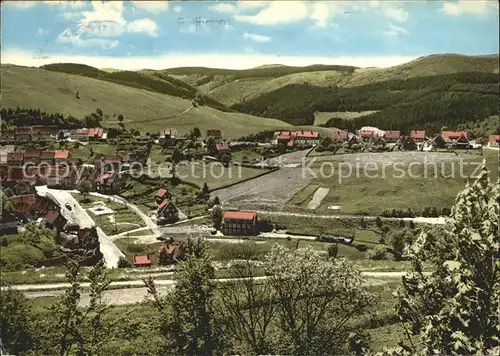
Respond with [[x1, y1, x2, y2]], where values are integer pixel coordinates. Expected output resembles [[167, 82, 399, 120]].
[[306, 187, 330, 210], [14, 271, 430, 306]]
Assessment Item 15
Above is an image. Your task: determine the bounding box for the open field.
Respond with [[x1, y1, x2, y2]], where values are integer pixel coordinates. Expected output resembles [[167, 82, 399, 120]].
[[2, 65, 292, 138], [286, 149, 498, 215], [213, 167, 313, 210], [313, 111, 379, 125], [177, 161, 267, 190]]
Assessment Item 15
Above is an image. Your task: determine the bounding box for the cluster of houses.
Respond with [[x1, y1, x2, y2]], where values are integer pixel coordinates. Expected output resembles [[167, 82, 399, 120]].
[[0, 189, 102, 265], [154, 188, 180, 224], [0, 126, 106, 143], [328, 127, 499, 150], [130, 241, 183, 268], [0, 149, 124, 194], [273, 130, 321, 148]]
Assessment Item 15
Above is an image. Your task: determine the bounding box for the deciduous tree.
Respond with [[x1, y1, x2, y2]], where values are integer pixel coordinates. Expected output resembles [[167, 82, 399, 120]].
[[395, 166, 499, 355]]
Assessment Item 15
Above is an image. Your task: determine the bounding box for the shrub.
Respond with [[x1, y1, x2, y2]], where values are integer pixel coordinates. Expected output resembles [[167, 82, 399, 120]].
[[327, 244, 338, 258], [375, 216, 383, 228], [367, 245, 390, 260], [117, 256, 130, 268]]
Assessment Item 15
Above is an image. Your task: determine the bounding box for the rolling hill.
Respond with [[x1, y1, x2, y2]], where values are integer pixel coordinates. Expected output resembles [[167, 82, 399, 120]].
[[1, 65, 294, 138], [162, 54, 499, 107]]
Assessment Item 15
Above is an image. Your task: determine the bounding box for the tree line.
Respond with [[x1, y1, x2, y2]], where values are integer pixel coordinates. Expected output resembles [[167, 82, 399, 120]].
[[0, 107, 87, 129]]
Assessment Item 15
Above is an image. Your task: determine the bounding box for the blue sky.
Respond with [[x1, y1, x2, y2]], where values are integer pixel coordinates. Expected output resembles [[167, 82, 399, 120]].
[[1, 0, 498, 69]]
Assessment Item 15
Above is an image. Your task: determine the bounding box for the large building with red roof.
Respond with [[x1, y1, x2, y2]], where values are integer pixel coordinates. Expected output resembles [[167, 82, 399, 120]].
[[222, 210, 259, 236]]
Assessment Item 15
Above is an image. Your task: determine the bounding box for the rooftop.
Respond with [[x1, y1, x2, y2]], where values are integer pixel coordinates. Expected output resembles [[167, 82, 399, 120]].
[[223, 211, 257, 221]]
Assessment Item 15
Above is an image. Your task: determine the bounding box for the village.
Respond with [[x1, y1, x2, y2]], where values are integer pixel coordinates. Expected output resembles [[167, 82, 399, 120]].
[[1, 122, 499, 271]]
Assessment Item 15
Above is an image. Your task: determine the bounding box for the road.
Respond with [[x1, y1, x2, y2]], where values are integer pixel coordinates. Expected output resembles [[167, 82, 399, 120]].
[[36, 187, 125, 268], [5, 271, 430, 306], [253, 210, 447, 225]]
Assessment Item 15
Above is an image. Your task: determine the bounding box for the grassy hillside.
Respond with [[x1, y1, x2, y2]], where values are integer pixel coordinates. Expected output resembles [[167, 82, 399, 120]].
[[41, 63, 233, 112], [167, 54, 499, 106], [231, 71, 499, 130], [2, 65, 292, 138]]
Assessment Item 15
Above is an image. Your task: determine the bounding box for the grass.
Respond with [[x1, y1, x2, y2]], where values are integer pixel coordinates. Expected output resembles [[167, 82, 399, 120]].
[[74, 194, 147, 235], [287, 184, 319, 207], [114, 238, 163, 255], [3, 65, 293, 138], [231, 149, 265, 163], [120, 178, 208, 217], [125, 229, 155, 237], [313, 111, 379, 125], [0, 233, 61, 271], [70, 143, 117, 162], [288, 149, 498, 216], [177, 161, 266, 190]]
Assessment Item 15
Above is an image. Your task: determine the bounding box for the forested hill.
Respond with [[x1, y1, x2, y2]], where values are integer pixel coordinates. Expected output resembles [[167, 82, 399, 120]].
[[231, 71, 499, 134], [41, 63, 234, 112]]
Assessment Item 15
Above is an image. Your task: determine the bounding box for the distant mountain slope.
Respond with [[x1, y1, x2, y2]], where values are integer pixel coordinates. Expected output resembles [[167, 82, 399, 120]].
[[2, 66, 292, 138], [41, 63, 233, 112], [231, 71, 499, 131], [168, 54, 499, 106]]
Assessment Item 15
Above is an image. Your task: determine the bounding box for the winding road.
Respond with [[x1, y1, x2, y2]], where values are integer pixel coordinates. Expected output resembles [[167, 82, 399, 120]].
[[36, 186, 125, 268]]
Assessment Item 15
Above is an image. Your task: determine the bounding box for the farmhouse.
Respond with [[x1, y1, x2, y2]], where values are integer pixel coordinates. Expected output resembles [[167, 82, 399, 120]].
[[222, 211, 258, 236], [488, 134, 500, 147], [360, 130, 374, 141], [383, 130, 401, 143], [40, 151, 56, 165], [216, 143, 230, 154], [23, 150, 42, 165], [158, 242, 183, 264], [7, 152, 24, 166], [159, 128, 177, 146], [157, 199, 180, 223], [54, 150, 70, 164], [409, 130, 426, 142], [331, 130, 349, 142], [94, 172, 122, 194], [293, 131, 320, 145], [434, 131, 470, 149], [207, 129, 222, 138], [133, 255, 152, 268], [155, 188, 172, 204]]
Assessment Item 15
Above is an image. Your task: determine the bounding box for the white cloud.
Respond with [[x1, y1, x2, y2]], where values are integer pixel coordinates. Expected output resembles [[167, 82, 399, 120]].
[[56, 29, 119, 49], [55, 0, 159, 47], [173, 5, 182, 13], [440, 0, 498, 16], [209, 3, 237, 13], [237, 1, 268, 10], [37, 28, 50, 36], [382, 23, 408, 37], [243, 32, 271, 42], [130, 1, 169, 14], [127, 19, 158, 37], [235, 1, 309, 25], [384, 7, 409, 22], [44, 1, 87, 9], [311, 2, 331, 28], [3, 1, 36, 10], [62, 11, 83, 20], [2, 49, 419, 70]]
